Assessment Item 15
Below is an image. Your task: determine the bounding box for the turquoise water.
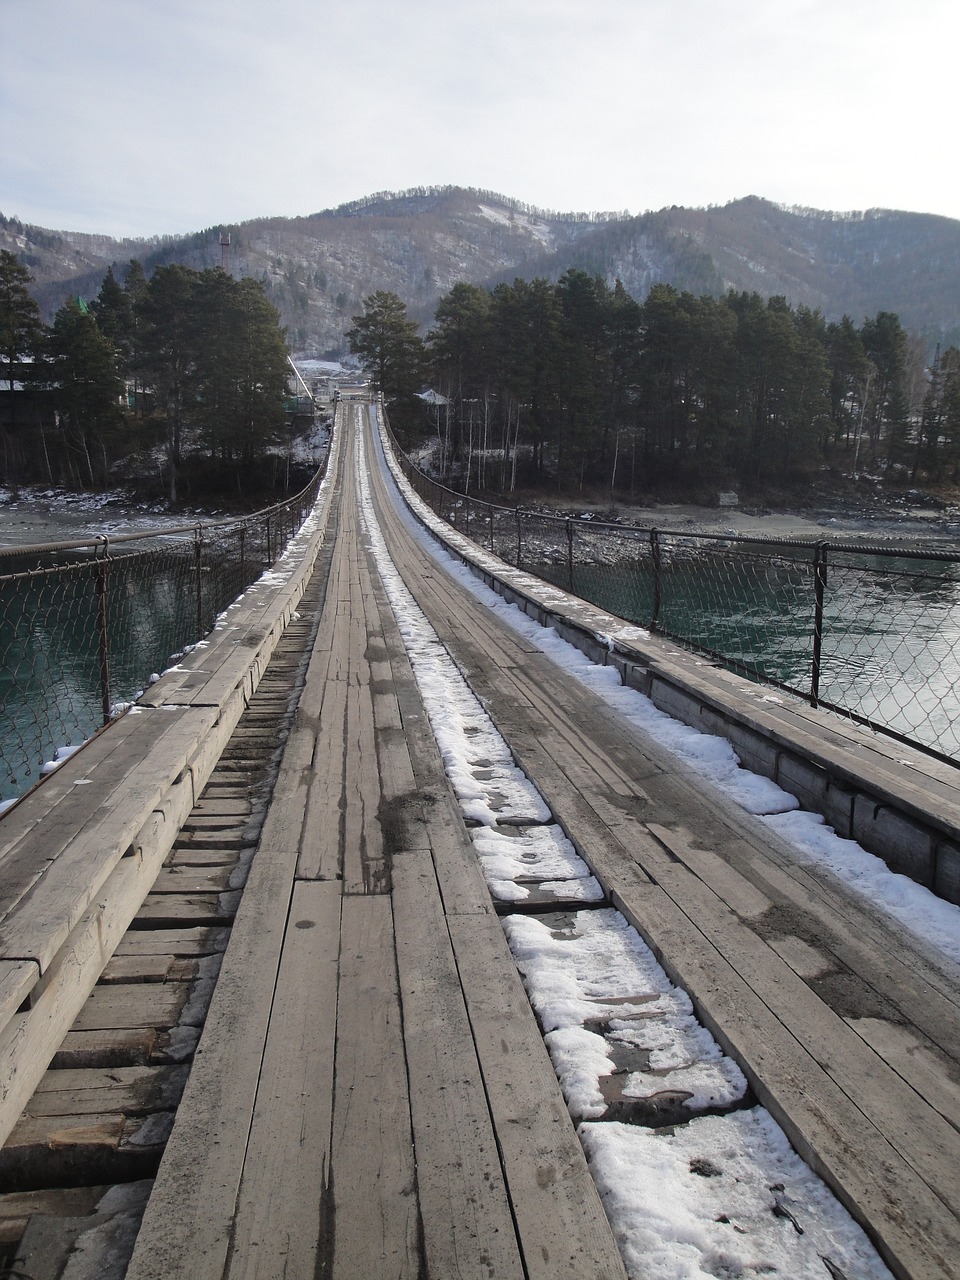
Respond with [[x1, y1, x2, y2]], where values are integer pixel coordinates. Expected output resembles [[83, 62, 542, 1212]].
[[0, 540, 240, 802], [534, 548, 960, 762]]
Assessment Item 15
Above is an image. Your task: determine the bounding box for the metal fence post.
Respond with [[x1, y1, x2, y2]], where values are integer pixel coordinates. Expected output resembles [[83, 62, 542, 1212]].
[[650, 529, 663, 631], [811, 542, 827, 707], [194, 523, 204, 641], [489, 503, 495, 555], [566, 520, 574, 592], [95, 537, 112, 724], [516, 508, 523, 569]]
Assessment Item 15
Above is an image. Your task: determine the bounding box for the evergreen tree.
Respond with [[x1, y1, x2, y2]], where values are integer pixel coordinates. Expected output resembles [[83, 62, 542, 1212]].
[[347, 291, 425, 431], [232, 276, 290, 462], [556, 269, 612, 488], [861, 311, 907, 466], [826, 316, 869, 448], [48, 299, 124, 487], [488, 277, 561, 483], [137, 264, 198, 503], [604, 279, 642, 494], [0, 250, 46, 390], [427, 282, 490, 478], [91, 265, 134, 370], [0, 250, 48, 486]]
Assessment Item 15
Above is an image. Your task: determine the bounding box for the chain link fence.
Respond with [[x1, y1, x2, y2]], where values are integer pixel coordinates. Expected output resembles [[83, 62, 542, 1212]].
[[389, 426, 960, 767], [0, 466, 326, 804]]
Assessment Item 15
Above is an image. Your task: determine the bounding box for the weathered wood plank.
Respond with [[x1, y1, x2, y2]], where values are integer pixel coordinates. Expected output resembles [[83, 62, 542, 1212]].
[[329, 894, 420, 1279], [0, 706, 219, 971], [123, 846, 300, 1280], [112, 926, 228, 958], [0, 959, 37, 1026], [226, 881, 341, 1280], [99, 953, 200, 984], [297, 674, 347, 881], [150, 865, 234, 895], [51, 1028, 171, 1070], [0, 838, 187, 1146], [25, 1064, 187, 1116], [393, 850, 524, 1278], [70, 983, 190, 1033], [647, 823, 774, 920], [133, 891, 238, 926], [848, 1017, 960, 1128]]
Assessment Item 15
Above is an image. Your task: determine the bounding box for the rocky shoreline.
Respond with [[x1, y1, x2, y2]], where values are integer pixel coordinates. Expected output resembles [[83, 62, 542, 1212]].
[[531, 489, 960, 548]]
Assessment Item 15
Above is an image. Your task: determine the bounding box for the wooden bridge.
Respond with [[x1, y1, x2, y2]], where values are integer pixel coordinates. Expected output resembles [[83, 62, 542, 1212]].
[[0, 400, 959, 1279]]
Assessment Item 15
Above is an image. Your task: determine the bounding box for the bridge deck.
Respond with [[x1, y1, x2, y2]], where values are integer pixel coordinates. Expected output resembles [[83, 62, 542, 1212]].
[[4, 402, 958, 1279], [124, 409, 627, 1280]]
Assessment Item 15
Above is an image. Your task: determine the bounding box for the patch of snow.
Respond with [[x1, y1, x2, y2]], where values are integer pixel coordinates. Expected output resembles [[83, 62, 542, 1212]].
[[581, 1112, 892, 1280]]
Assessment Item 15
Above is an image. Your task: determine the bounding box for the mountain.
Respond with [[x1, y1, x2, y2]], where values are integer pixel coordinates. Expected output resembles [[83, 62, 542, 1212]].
[[3, 188, 960, 356]]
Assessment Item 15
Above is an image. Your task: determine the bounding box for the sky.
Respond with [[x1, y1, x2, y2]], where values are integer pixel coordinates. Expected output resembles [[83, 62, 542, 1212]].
[[2, 0, 959, 240]]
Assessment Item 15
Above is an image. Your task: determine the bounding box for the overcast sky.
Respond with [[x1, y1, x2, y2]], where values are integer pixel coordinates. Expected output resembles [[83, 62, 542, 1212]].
[[2, 0, 958, 239]]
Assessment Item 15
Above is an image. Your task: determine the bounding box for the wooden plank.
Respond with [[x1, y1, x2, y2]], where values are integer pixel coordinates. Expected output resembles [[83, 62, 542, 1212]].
[[0, 835, 187, 1146], [226, 880, 341, 1280], [393, 849, 524, 1278], [150, 865, 234, 894], [745, 857, 960, 1057], [0, 959, 37, 1026], [341, 622, 386, 896], [0, 1184, 107, 1239], [134, 891, 238, 926], [329, 893, 420, 1278], [0, 1110, 168, 1190], [253, 724, 316, 857], [648, 823, 773, 919], [167, 847, 242, 867], [447, 912, 627, 1280], [848, 1017, 960, 1131], [100, 953, 200, 984], [0, 706, 219, 971], [26, 1064, 187, 1116], [71, 983, 189, 1032], [112, 926, 229, 958], [0, 709, 150, 861], [297, 670, 347, 882], [51, 1028, 167, 1070], [124, 843, 300, 1280]]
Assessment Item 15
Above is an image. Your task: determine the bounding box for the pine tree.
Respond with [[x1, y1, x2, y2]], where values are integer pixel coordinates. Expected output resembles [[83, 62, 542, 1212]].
[[0, 250, 48, 487], [346, 292, 425, 434], [49, 299, 124, 487]]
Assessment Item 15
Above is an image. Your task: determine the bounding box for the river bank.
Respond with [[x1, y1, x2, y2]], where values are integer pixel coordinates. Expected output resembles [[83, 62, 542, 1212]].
[[5, 476, 960, 554], [530, 489, 960, 547], [0, 488, 242, 551]]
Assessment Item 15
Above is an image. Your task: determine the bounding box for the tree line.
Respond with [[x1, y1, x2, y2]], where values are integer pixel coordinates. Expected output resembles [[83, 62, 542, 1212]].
[[1, 250, 293, 503], [349, 274, 960, 496]]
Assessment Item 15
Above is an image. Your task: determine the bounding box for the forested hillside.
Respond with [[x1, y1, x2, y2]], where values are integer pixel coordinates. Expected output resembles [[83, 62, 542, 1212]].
[[4, 188, 960, 356]]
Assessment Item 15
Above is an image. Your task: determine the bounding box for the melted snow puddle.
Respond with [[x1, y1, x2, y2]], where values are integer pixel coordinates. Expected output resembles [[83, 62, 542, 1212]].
[[355, 422, 892, 1280]]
